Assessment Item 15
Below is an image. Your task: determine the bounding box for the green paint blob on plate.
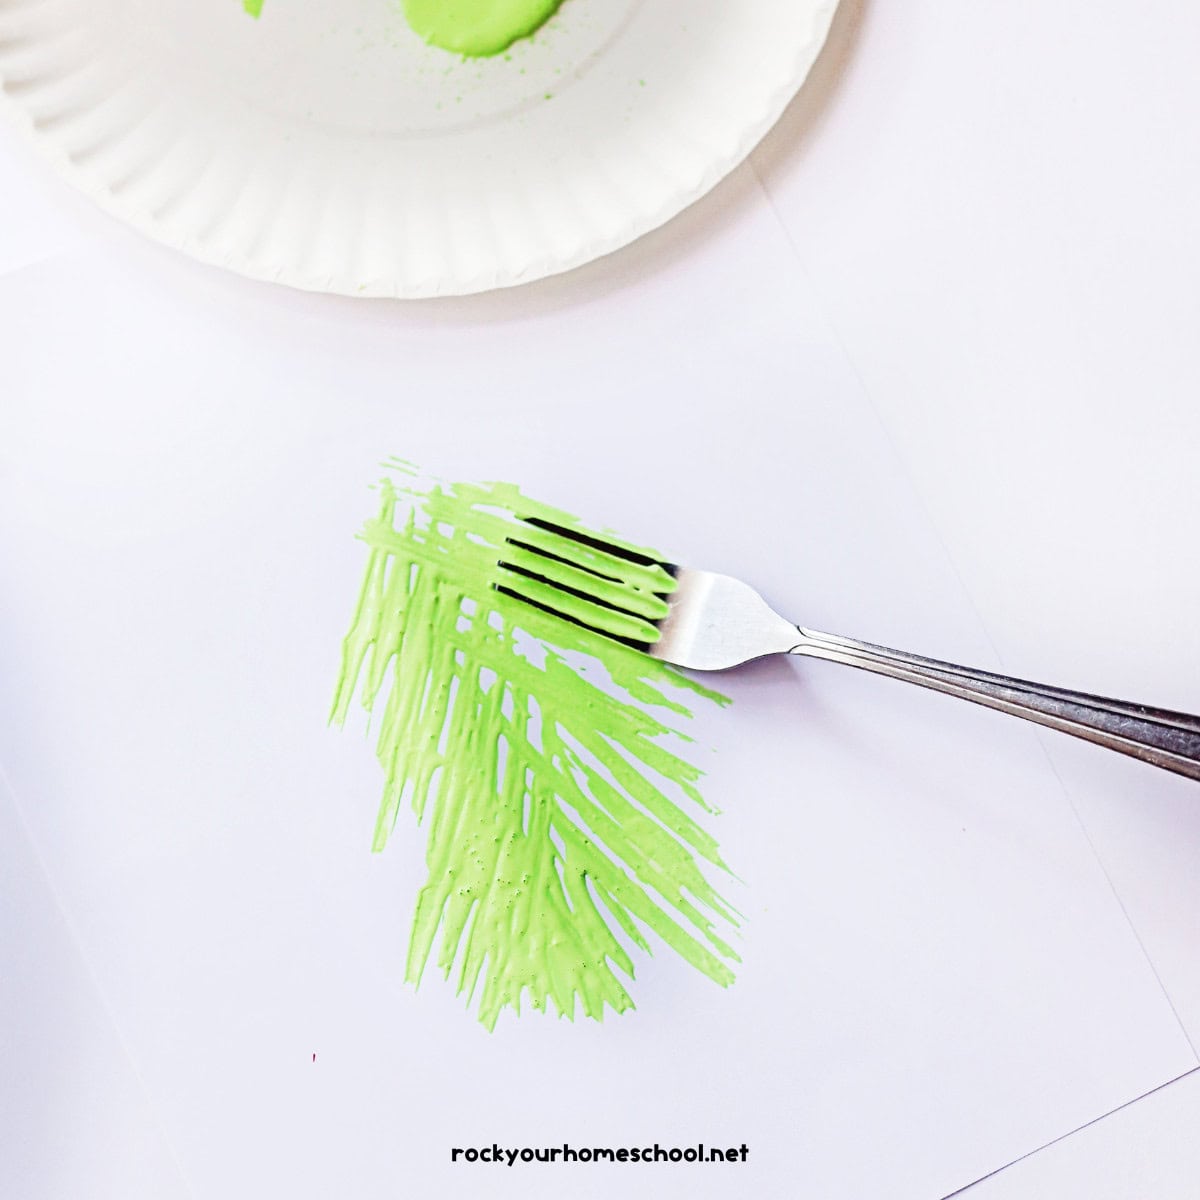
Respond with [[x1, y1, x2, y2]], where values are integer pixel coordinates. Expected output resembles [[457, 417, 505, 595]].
[[241, 0, 564, 57], [403, 0, 565, 57], [331, 468, 739, 1029]]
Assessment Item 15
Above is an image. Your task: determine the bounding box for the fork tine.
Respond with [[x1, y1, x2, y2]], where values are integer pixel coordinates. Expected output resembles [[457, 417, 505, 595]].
[[515, 517, 677, 596], [502, 540, 670, 623], [495, 516, 675, 646], [520, 516, 661, 567], [493, 582, 655, 647]]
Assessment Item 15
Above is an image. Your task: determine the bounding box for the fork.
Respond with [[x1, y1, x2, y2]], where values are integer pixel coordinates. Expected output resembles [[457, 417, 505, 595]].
[[496, 518, 1200, 782]]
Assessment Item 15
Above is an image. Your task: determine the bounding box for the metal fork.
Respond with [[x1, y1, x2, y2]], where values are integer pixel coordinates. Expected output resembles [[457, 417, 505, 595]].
[[497, 519, 1200, 782]]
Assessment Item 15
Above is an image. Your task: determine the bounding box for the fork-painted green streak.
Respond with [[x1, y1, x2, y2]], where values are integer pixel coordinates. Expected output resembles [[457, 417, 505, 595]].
[[331, 470, 738, 1029]]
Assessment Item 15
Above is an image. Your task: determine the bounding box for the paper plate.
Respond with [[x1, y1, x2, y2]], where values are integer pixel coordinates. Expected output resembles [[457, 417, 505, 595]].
[[0, 0, 838, 296]]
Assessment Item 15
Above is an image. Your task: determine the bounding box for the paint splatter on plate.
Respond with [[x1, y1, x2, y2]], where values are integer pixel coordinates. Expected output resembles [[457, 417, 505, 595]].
[[0, 0, 839, 296]]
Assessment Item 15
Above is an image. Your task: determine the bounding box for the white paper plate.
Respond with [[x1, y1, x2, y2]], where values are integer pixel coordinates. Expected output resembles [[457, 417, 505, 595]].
[[0, 0, 837, 296]]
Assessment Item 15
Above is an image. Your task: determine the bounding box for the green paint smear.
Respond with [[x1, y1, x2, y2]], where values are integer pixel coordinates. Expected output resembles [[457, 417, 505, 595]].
[[403, 0, 565, 57], [331, 468, 738, 1029], [240, 0, 565, 57]]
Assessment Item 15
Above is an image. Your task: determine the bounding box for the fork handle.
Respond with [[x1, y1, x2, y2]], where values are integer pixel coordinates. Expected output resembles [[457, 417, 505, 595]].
[[792, 628, 1200, 781]]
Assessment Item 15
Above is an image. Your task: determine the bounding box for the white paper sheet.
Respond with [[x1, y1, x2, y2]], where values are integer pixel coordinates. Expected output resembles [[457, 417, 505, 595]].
[[752, 0, 1200, 1053], [1, 154, 1194, 1200]]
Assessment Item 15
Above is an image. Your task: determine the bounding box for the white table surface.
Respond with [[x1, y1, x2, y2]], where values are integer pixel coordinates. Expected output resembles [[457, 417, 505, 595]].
[[3, 2, 1199, 1197], [751, 0, 1200, 1051]]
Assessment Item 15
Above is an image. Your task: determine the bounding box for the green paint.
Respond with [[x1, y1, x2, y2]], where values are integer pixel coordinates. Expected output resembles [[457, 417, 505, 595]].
[[403, 0, 565, 57], [331, 468, 738, 1029], [495, 520, 672, 645], [240, 0, 564, 56]]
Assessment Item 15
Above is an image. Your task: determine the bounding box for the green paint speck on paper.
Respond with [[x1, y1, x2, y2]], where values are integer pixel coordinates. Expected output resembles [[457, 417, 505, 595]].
[[331, 469, 739, 1029], [242, 0, 263, 17]]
